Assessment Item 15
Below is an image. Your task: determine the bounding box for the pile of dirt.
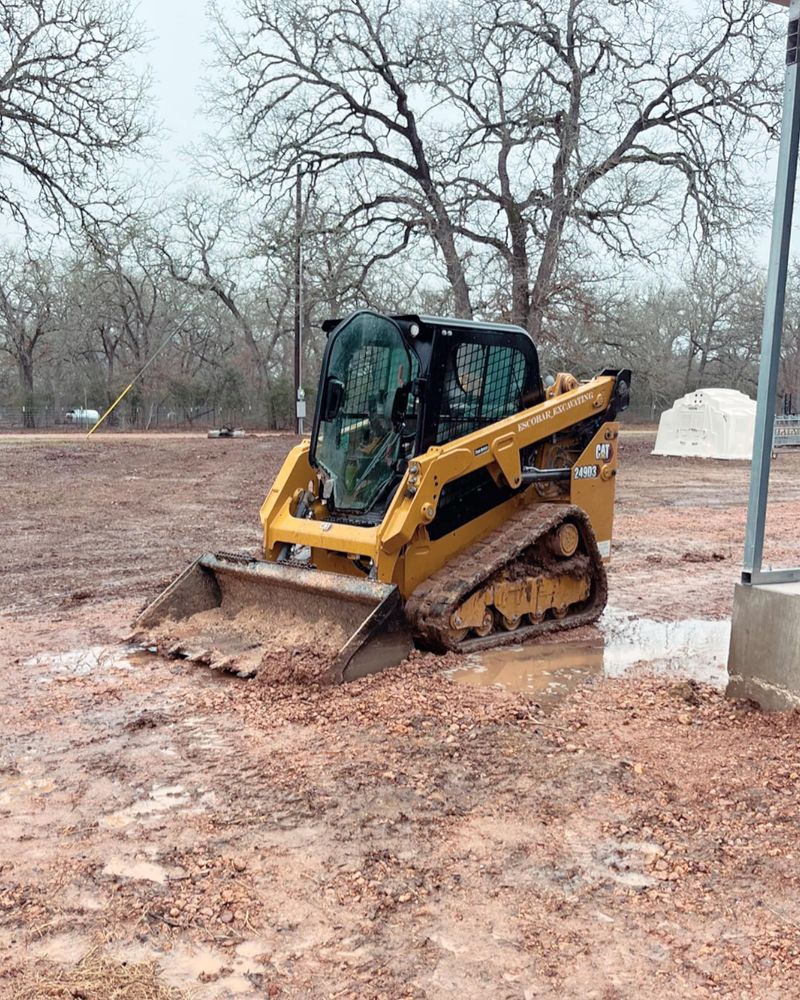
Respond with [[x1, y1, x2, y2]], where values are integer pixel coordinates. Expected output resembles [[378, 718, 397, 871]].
[[152, 604, 348, 667], [136, 563, 367, 681], [197, 648, 536, 756]]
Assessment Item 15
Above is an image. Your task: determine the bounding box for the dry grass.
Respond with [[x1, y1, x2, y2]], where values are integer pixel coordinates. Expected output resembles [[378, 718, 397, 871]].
[[16, 948, 188, 1000]]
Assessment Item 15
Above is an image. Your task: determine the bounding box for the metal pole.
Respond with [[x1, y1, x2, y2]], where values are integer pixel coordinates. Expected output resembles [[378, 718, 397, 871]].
[[294, 165, 304, 435], [742, 0, 800, 582]]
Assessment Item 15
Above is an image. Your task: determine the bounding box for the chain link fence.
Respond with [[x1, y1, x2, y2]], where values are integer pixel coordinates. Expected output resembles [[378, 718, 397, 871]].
[[0, 398, 304, 432]]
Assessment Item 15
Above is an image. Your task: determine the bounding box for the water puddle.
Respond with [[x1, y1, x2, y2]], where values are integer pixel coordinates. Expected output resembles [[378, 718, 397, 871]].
[[145, 942, 269, 993], [219, 974, 254, 994], [149, 946, 225, 981], [29, 931, 94, 964], [236, 940, 268, 960], [103, 855, 167, 884], [567, 833, 663, 891], [100, 783, 190, 828], [449, 608, 730, 704], [23, 645, 149, 684], [29, 935, 264, 998]]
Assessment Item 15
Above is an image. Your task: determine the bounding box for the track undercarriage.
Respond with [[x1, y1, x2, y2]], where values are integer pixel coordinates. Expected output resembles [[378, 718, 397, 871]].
[[405, 504, 607, 653]]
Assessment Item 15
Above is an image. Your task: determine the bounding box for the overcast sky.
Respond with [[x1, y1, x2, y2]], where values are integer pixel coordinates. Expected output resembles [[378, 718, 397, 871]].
[[135, 0, 786, 265], [135, 0, 213, 183]]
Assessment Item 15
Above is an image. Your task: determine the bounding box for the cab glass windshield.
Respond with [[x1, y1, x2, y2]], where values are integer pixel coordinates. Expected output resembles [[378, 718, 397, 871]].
[[314, 313, 416, 512]]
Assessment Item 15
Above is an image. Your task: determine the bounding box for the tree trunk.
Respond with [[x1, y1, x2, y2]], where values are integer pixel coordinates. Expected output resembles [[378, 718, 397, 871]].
[[684, 345, 696, 392], [395, 103, 472, 317], [529, 211, 568, 342], [696, 351, 708, 387], [497, 135, 530, 327], [528, 1, 580, 341], [437, 227, 473, 319], [509, 238, 530, 329], [17, 353, 35, 428], [105, 347, 118, 427]]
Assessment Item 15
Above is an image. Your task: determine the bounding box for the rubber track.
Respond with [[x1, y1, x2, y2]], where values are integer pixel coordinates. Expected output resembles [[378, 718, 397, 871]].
[[404, 503, 608, 652]]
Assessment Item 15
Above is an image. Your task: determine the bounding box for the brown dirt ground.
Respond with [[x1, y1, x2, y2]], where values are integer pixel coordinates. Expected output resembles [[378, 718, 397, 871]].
[[2, 431, 800, 999]]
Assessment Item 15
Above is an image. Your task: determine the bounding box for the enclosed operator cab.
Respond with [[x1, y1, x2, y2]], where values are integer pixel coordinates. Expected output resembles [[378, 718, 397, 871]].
[[313, 311, 543, 518]]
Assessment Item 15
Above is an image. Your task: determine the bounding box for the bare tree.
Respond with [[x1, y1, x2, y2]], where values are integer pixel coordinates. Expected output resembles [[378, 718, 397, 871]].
[[60, 230, 245, 427], [155, 187, 423, 410], [436, 0, 781, 336], [66, 257, 126, 405], [210, 0, 781, 337], [678, 254, 761, 392], [156, 194, 267, 377], [0, 248, 58, 426], [0, 0, 150, 233], [210, 0, 475, 317]]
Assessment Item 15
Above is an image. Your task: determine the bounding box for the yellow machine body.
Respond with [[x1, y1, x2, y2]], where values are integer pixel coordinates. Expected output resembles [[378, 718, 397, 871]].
[[260, 375, 620, 593], [135, 309, 629, 684]]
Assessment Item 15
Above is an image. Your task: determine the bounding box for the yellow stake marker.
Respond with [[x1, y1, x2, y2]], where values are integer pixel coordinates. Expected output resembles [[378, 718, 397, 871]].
[[86, 381, 135, 437], [85, 318, 191, 438]]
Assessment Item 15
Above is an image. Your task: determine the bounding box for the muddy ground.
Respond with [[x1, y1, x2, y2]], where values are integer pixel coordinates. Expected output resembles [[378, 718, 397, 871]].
[[3, 432, 800, 998]]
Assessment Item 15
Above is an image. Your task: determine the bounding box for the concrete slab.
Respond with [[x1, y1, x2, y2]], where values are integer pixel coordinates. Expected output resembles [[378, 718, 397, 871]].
[[727, 582, 800, 710]]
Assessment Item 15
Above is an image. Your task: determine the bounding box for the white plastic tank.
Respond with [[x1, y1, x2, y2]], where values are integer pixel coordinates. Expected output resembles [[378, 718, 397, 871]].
[[653, 389, 756, 460], [65, 408, 100, 425]]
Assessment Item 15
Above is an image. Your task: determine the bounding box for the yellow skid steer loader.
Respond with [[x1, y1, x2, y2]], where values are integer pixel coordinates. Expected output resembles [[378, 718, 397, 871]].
[[135, 311, 630, 682]]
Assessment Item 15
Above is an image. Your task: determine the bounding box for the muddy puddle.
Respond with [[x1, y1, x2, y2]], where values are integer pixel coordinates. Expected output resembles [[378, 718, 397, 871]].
[[100, 783, 191, 829], [28, 934, 270, 998], [448, 608, 731, 705], [119, 940, 270, 995], [23, 644, 151, 684], [103, 855, 168, 883]]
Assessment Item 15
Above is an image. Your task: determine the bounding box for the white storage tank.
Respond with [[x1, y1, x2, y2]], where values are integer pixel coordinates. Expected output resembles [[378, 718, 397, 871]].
[[65, 408, 100, 425], [653, 389, 756, 460]]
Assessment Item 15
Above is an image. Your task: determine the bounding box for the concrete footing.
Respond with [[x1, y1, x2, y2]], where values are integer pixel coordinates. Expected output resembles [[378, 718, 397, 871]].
[[727, 581, 800, 710]]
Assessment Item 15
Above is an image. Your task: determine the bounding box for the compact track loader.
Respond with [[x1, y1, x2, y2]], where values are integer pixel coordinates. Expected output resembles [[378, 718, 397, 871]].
[[136, 311, 630, 681]]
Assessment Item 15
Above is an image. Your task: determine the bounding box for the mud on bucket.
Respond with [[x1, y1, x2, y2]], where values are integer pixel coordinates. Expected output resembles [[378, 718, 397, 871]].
[[132, 553, 412, 683]]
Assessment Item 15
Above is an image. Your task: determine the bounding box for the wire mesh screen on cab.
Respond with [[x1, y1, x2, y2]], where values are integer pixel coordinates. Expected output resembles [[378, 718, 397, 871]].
[[435, 340, 527, 444], [344, 344, 390, 413]]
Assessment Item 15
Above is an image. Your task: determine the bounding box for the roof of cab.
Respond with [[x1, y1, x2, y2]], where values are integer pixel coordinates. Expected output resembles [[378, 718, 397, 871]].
[[321, 310, 529, 338], [393, 314, 528, 336]]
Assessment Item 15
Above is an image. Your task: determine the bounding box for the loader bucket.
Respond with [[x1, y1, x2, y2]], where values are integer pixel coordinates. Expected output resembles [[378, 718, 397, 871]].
[[133, 553, 413, 683]]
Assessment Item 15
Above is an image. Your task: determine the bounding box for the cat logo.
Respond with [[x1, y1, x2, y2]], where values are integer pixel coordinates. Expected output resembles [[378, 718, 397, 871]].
[[595, 442, 612, 462]]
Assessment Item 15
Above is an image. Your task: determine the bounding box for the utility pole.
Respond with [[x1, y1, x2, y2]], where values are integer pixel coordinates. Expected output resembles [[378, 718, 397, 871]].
[[294, 165, 306, 435]]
